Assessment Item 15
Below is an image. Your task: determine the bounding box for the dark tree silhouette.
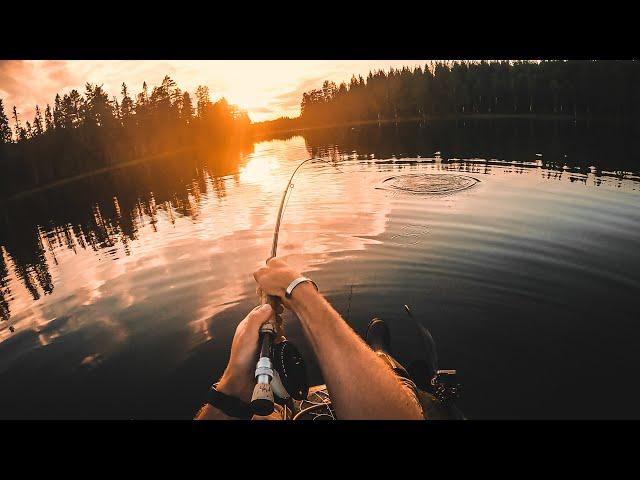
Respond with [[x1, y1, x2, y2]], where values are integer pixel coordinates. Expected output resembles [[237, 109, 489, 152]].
[[181, 92, 194, 122], [0, 75, 251, 198], [195, 85, 211, 118], [33, 105, 44, 136], [12, 106, 27, 142], [120, 83, 134, 124], [0, 99, 12, 144], [53, 93, 62, 129], [295, 61, 640, 127], [12, 106, 20, 138], [44, 104, 53, 131]]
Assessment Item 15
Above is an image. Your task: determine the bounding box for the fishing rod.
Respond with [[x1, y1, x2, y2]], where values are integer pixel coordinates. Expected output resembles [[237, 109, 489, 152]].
[[250, 157, 338, 416]]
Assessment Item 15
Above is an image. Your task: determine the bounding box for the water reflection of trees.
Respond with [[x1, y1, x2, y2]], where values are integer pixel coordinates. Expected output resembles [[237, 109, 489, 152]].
[[0, 249, 11, 321], [0, 144, 251, 320], [302, 119, 640, 175]]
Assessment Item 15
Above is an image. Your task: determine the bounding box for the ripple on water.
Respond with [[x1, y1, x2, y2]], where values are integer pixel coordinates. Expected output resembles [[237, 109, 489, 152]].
[[379, 173, 479, 195]]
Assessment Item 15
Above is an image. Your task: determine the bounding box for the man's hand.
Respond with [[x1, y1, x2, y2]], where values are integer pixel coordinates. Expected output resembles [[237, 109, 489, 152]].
[[217, 303, 275, 404], [253, 257, 303, 307]]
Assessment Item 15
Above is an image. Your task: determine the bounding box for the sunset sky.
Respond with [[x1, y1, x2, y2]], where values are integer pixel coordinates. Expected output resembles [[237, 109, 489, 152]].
[[0, 60, 429, 123]]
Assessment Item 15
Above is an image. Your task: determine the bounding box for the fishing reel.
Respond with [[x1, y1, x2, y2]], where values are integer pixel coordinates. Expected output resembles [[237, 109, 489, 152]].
[[270, 339, 309, 402], [250, 312, 309, 416]]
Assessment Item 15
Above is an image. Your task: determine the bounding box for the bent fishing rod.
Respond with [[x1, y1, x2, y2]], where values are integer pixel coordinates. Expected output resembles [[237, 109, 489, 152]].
[[250, 157, 337, 415]]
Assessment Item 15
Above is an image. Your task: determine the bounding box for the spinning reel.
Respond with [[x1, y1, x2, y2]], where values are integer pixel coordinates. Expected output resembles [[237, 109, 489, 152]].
[[250, 315, 309, 415]]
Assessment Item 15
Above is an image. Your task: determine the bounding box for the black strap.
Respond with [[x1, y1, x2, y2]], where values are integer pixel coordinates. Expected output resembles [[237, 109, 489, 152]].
[[204, 383, 253, 420]]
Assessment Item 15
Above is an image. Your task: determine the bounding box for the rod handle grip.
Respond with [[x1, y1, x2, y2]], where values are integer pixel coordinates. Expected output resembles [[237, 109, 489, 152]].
[[250, 382, 275, 416], [260, 291, 281, 331]]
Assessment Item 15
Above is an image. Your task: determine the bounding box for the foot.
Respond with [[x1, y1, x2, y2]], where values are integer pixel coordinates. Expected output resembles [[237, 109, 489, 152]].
[[366, 318, 418, 398], [403, 305, 439, 391], [366, 318, 391, 354]]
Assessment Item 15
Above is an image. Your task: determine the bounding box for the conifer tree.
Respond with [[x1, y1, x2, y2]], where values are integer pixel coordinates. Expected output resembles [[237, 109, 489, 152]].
[[0, 99, 12, 144], [120, 83, 134, 120], [181, 91, 194, 122], [44, 104, 53, 131], [53, 94, 62, 129], [195, 86, 211, 118], [33, 105, 44, 136], [12, 106, 21, 141]]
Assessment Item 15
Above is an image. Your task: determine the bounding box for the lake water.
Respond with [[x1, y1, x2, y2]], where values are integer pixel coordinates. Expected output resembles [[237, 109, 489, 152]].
[[1, 119, 639, 419]]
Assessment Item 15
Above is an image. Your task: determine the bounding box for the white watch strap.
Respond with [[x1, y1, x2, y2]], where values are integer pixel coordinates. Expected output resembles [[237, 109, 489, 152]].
[[285, 277, 318, 299]]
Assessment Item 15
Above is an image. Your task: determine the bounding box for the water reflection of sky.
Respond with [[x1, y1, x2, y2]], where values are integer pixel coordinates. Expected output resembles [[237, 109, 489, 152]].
[[0, 137, 393, 351], [1, 132, 640, 418]]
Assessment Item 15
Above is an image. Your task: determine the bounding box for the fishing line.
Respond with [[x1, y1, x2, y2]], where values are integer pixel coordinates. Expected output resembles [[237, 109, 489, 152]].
[[268, 157, 344, 330], [250, 156, 344, 416], [269, 157, 344, 259], [342, 153, 369, 324]]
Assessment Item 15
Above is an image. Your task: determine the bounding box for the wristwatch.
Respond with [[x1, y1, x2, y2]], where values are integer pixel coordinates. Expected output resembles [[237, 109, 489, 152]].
[[204, 383, 253, 419], [285, 276, 318, 299]]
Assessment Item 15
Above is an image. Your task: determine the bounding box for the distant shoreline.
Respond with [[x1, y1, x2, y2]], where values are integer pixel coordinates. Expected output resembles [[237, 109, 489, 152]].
[[1, 113, 632, 204], [251, 113, 578, 137]]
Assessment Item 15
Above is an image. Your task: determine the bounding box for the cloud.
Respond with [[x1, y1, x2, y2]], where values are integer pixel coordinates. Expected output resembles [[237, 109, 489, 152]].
[[249, 106, 276, 114], [0, 60, 79, 122], [271, 74, 329, 110], [0, 61, 35, 109], [0, 60, 431, 124], [41, 61, 76, 86], [254, 72, 337, 120], [0, 60, 239, 123]]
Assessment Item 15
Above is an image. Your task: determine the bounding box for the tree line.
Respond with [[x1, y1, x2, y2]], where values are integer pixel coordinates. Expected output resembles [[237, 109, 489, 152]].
[[3, 61, 640, 196], [260, 61, 639, 130], [0, 76, 251, 197]]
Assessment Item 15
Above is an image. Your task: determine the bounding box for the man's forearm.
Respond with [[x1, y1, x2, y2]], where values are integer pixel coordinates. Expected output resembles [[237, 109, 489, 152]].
[[289, 284, 423, 419]]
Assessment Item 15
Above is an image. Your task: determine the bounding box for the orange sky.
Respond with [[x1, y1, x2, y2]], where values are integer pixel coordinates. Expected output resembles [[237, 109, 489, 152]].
[[0, 60, 430, 124]]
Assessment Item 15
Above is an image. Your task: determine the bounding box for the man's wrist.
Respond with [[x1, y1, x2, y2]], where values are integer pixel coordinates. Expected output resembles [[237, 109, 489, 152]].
[[288, 281, 321, 313], [217, 372, 252, 404], [203, 381, 253, 420]]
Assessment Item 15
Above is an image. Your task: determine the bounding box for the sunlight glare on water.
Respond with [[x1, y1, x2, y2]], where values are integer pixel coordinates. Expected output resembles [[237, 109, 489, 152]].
[[239, 156, 280, 186]]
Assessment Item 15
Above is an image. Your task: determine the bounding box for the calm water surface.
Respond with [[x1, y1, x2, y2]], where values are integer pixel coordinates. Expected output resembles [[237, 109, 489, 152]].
[[1, 121, 639, 419]]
